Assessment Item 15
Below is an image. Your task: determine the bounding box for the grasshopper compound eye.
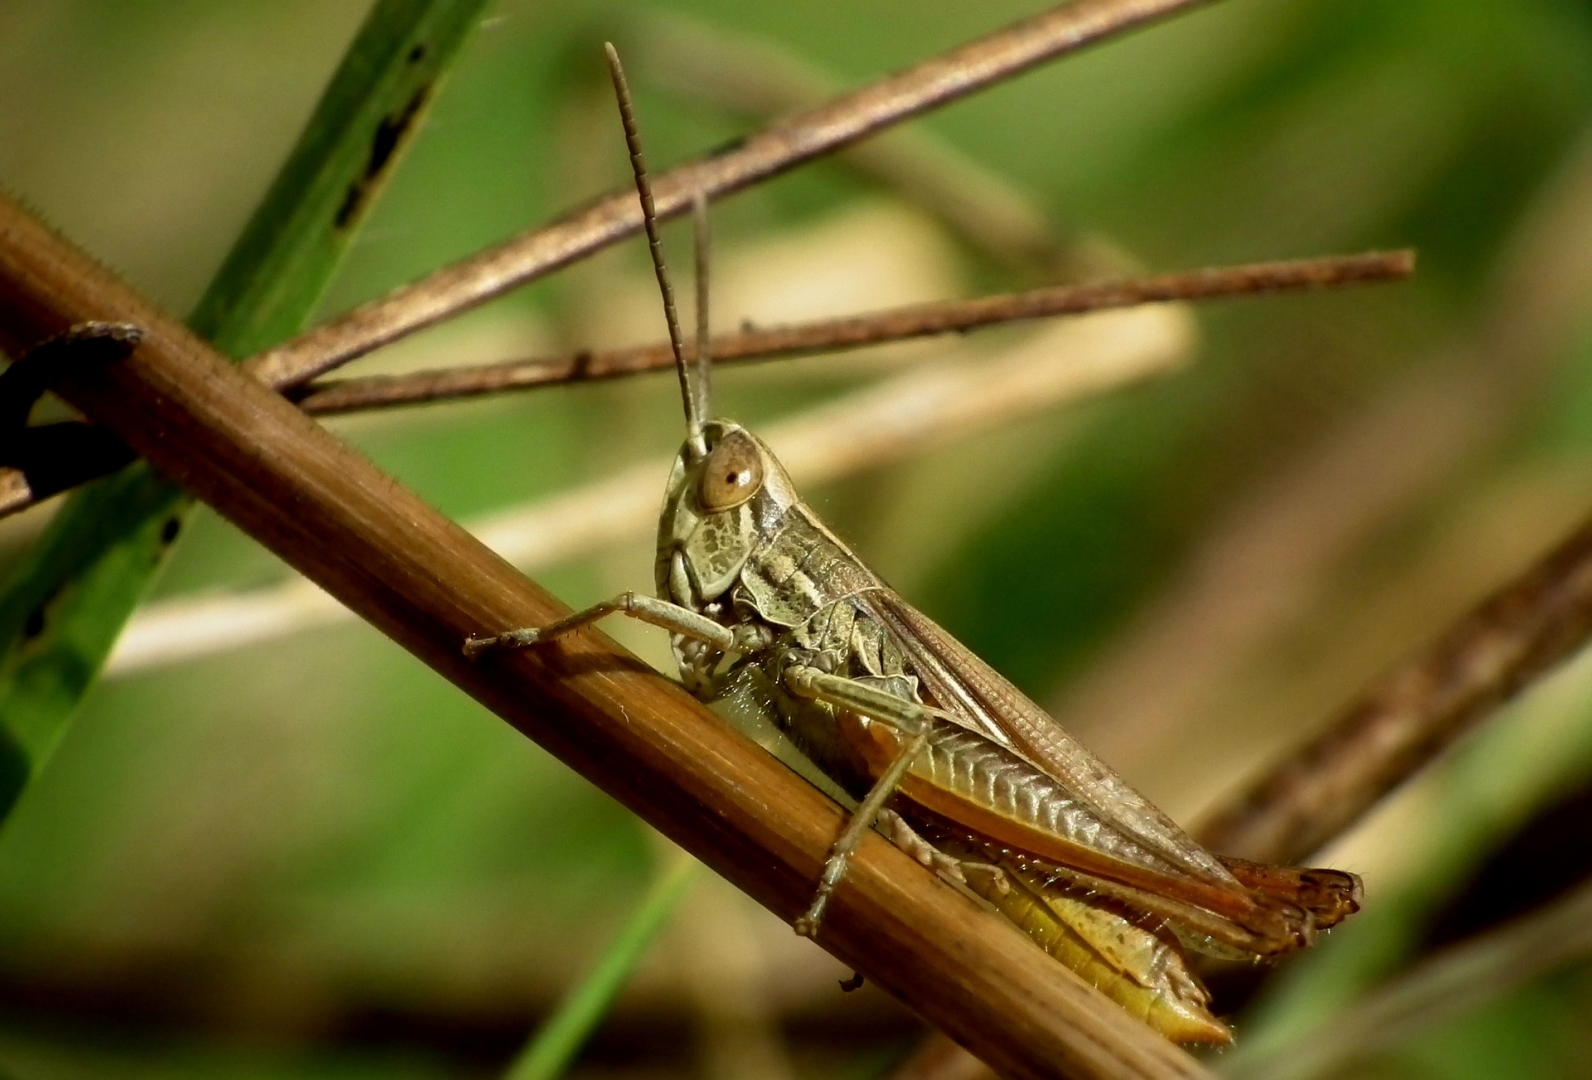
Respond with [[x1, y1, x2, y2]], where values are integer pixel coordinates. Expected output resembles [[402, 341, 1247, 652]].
[[699, 429, 764, 511]]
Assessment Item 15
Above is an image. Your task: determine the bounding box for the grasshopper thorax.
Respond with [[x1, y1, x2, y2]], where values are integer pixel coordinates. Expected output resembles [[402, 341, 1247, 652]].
[[656, 420, 800, 607]]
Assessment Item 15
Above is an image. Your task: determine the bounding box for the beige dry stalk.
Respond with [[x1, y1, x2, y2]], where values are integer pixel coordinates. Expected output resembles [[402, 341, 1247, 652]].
[[108, 304, 1194, 675], [0, 251, 1407, 520]]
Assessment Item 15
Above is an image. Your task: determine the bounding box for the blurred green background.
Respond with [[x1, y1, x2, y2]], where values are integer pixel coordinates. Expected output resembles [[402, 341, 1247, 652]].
[[3, 0, 1592, 1077]]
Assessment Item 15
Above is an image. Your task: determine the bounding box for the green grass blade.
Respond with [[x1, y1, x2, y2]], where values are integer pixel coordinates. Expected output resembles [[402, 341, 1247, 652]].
[[0, 0, 496, 819], [504, 859, 702, 1080], [189, 0, 495, 355]]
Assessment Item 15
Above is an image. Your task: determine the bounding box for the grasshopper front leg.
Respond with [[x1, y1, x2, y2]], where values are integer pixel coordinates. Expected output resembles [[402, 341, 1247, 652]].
[[464, 592, 769, 658]]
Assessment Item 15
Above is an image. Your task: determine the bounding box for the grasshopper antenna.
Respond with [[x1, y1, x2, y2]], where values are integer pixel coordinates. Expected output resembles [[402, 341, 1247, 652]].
[[604, 42, 706, 457], [691, 190, 714, 429]]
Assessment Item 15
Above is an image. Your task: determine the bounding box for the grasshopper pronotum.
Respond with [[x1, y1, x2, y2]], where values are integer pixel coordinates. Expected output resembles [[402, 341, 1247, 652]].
[[466, 44, 1361, 1045]]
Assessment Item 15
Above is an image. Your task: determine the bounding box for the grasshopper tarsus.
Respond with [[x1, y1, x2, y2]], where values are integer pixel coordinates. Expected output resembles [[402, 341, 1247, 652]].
[[794, 898, 829, 939], [798, 842, 851, 937], [880, 809, 958, 882], [462, 627, 543, 659]]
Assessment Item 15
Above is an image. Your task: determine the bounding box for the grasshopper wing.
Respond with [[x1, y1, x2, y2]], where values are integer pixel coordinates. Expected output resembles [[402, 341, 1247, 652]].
[[863, 589, 1237, 886], [857, 589, 1361, 946]]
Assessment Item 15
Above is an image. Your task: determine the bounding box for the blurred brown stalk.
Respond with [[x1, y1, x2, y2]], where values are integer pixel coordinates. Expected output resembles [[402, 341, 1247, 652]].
[[889, 137, 1592, 1080]]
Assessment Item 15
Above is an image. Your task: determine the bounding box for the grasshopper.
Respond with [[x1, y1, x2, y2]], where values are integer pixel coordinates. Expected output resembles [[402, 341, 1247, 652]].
[[466, 44, 1361, 1045]]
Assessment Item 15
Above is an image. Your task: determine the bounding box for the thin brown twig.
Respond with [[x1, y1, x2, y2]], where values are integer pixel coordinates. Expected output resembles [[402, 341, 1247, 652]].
[[294, 251, 1412, 415], [245, 0, 1219, 389], [110, 304, 1193, 675], [632, 11, 1074, 273], [0, 250, 1413, 520], [0, 196, 1214, 1080]]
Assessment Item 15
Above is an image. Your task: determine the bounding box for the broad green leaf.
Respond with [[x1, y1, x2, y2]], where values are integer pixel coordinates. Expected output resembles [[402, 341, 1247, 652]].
[[504, 858, 701, 1080], [0, 0, 497, 820]]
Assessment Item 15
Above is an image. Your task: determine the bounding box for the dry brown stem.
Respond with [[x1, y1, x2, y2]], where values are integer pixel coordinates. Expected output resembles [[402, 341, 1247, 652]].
[[295, 251, 1411, 415], [1195, 508, 1592, 865], [0, 250, 1409, 519], [632, 11, 1073, 272], [245, 0, 1217, 389], [1225, 877, 1592, 1080], [0, 196, 1214, 1080]]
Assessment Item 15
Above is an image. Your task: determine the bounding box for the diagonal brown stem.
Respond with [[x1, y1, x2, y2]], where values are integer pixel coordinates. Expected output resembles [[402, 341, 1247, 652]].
[[1194, 505, 1592, 866], [0, 196, 1214, 1080], [632, 10, 1075, 273], [889, 499, 1592, 1079], [245, 0, 1218, 389]]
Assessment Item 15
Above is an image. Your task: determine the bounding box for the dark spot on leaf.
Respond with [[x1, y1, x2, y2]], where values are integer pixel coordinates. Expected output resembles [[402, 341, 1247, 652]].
[[160, 516, 181, 544], [407, 43, 427, 64], [335, 83, 433, 230], [0, 731, 29, 821], [20, 580, 62, 643]]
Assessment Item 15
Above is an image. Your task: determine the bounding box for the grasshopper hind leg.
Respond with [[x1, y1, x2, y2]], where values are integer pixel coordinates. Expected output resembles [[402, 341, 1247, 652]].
[[793, 726, 927, 937], [925, 826, 1233, 1046], [783, 665, 1002, 936], [877, 809, 1010, 895]]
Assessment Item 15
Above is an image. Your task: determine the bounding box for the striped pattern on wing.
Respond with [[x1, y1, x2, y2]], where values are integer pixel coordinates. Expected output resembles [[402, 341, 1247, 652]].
[[861, 587, 1239, 888]]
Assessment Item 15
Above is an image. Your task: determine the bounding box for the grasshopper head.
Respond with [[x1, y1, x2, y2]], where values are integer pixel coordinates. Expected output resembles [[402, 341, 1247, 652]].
[[656, 420, 800, 604], [598, 51, 784, 608]]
